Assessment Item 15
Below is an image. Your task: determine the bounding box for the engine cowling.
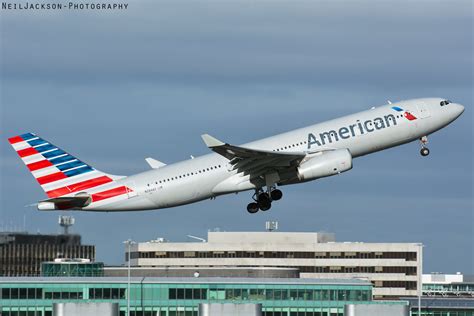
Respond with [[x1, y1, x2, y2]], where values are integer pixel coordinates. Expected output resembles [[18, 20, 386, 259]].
[[297, 149, 352, 182]]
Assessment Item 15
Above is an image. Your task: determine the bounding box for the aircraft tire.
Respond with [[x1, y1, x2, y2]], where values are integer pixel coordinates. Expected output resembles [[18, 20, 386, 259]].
[[247, 203, 259, 214], [259, 201, 271, 211], [271, 189, 283, 201], [258, 192, 270, 203], [420, 148, 430, 156]]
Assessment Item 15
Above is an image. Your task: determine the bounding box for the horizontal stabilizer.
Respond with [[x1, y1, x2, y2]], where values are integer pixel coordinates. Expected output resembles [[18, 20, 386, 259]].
[[145, 157, 166, 169], [38, 195, 91, 210]]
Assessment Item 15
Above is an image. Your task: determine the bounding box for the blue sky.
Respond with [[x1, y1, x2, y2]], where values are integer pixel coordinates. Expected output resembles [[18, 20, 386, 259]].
[[1, 0, 472, 273]]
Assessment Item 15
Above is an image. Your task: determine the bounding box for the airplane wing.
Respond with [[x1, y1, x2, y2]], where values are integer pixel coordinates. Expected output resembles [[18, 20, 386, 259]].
[[201, 134, 306, 176]]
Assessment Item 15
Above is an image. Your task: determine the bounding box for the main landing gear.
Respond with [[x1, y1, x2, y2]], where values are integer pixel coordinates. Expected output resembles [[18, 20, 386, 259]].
[[246, 188, 283, 214], [419, 136, 430, 157]]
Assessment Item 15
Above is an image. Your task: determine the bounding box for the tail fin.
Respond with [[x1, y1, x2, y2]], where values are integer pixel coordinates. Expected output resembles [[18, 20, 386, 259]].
[[8, 133, 123, 198]]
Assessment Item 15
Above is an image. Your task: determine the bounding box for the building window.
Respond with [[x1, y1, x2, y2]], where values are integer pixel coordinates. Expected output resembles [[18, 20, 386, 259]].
[[209, 288, 226, 300], [89, 288, 125, 299], [1, 288, 43, 299]]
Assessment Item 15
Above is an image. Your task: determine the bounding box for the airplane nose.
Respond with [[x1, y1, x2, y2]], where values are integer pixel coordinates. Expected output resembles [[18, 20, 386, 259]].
[[453, 103, 465, 117]]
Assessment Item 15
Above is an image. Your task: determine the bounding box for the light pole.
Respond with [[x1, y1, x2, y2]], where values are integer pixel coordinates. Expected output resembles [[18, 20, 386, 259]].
[[123, 239, 135, 316], [418, 243, 423, 316]]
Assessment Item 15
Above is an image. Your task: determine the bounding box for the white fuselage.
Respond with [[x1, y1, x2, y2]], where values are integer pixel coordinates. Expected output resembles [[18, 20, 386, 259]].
[[85, 98, 464, 211]]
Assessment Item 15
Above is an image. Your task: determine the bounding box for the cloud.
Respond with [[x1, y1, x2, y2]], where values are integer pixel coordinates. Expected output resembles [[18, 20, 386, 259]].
[[1, 0, 472, 87]]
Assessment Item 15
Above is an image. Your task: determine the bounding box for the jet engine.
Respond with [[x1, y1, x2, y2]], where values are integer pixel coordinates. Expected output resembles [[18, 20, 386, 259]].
[[297, 148, 352, 182]]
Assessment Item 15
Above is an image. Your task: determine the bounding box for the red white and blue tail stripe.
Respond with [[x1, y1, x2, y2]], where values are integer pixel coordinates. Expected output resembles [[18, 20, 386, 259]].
[[8, 133, 130, 206]]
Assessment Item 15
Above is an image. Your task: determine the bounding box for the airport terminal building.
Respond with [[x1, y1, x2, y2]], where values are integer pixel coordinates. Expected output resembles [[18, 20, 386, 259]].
[[127, 231, 422, 298], [0, 276, 408, 316]]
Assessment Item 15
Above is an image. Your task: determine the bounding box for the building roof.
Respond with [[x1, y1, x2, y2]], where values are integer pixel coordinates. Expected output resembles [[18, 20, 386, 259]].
[[104, 266, 298, 271], [134, 231, 421, 251], [423, 273, 474, 285], [207, 231, 336, 244], [0, 232, 82, 245], [403, 297, 474, 309], [0, 276, 372, 286]]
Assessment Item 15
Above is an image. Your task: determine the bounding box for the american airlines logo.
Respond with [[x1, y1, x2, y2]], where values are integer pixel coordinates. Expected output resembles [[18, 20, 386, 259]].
[[307, 110, 410, 149], [391, 106, 417, 121]]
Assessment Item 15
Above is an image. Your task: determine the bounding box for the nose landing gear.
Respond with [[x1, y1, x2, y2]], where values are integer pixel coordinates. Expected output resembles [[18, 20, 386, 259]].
[[246, 188, 283, 214], [420, 147, 430, 157], [420, 136, 430, 157]]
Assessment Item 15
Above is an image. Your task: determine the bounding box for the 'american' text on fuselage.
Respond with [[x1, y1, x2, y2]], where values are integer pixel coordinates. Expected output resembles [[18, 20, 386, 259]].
[[308, 114, 398, 149]]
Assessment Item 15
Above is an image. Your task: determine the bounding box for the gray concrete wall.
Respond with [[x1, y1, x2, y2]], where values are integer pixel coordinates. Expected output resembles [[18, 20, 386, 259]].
[[199, 303, 262, 316], [53, 302, 119, 316], [344, 304, 409, 316]]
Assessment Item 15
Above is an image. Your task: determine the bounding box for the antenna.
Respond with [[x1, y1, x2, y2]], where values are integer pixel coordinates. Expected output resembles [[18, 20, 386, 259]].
[[265, 221, 279, 232], [187, 235, 206, 242], [58, 216, 75, 235]]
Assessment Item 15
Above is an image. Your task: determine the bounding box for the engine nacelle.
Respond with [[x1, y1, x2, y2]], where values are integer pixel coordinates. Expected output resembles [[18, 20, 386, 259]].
[[297, 149, 352, 182]]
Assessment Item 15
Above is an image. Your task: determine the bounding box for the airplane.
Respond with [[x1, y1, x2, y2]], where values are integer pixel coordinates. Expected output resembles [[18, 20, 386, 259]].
[[8, 97, 464, 214]]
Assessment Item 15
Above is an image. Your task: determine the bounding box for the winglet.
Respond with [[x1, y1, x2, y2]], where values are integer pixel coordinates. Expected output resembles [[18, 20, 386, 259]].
[[201, 134, 225, 148], [145, 157, 166, 169]]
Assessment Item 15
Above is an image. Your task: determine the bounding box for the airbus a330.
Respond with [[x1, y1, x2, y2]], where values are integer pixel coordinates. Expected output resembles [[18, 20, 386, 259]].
[[8, 98, 464, 213]]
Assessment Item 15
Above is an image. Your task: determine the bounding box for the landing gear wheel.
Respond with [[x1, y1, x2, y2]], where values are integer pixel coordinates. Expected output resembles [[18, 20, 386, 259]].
[[259, 201, 271, 211], [258, 192, 272, 211], [271, 189, 283, 201], [258, 192, 271, 204], [420, 147, 430, 157], [247, 202, 259, 214]]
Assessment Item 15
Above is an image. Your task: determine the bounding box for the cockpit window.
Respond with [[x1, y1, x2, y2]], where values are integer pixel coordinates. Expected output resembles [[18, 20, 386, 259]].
[[440, 100, 451, 106]]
